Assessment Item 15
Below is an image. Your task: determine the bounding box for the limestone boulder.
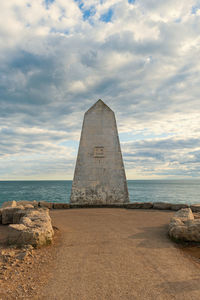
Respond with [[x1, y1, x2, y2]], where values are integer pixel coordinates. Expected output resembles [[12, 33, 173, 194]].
[[12, 209, 27, 224], [169, 208, 200, 242], [168, 217, 184, 230], [23, 204, 34, 209], [173, 208, 194, 222], [16, 200, 39, 208], [2, 201, 17, 208], [8, 208, 54, 247], [2, 206, 24, 224], [0, 201, 54, 247]]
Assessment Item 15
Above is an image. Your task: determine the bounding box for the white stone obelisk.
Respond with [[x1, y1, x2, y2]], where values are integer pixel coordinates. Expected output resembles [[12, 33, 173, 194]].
[[70, 99, 129, 204]]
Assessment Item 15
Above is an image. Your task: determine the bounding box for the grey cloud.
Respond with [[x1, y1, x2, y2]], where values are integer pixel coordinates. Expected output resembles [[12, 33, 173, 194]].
[[131, 137, 200, 150], [122, 136, 200, 177], [0, 0, 200, 179]]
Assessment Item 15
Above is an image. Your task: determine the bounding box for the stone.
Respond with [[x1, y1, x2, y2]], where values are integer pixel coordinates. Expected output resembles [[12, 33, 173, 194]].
[[168, 208, 200, 242], [153, 202, 171, 210], [170, 203, 189, 211], [21, 216, 33, 227], [190, 204, 200, 212], [70, 99, 129, 205], [125, 202, 141, 209], [23, 204, 34, 209], [8, 224, 27, 243], [142, 202, 153, 209], [12, 209, 26, 224], [39, 201, 53, 209], [0, 203, 54, 247], [70, 203, 125, 208], [16, 252, 28, 261], [16, 201, 38, 208], [62, 203, 71, 209], [53, 203, 70, 209], [2, 201, 17, 208], [8, 209, 54, 247], [126, 202, 153, 209], [173, 208, 194, 222], [2, 207, 24, 224]]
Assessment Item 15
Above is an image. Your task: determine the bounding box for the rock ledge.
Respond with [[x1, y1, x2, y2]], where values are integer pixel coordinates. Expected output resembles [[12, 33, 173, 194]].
[[169, 208, 200, 242], [0, 201, 54, 247]]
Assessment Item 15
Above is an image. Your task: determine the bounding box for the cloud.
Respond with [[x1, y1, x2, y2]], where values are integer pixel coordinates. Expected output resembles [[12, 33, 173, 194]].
[[122, 136, 200, 178], [0, 0, 200, 179]]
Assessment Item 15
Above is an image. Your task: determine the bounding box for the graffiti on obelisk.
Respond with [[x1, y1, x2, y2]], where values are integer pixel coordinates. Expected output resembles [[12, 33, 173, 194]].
[[70, 99, 129, 204]]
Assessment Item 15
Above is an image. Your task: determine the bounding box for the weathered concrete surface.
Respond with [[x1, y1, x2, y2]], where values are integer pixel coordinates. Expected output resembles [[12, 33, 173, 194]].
[[40, 209, 200, 300], [70, 99, 129, 204]]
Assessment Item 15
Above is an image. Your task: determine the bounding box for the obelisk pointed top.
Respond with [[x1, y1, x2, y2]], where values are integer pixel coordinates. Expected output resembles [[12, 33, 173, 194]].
[[85, 99, 113, 114]]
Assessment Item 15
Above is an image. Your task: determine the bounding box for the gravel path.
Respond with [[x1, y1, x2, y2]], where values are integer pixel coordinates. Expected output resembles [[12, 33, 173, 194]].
[[40, 209, 200, 300]]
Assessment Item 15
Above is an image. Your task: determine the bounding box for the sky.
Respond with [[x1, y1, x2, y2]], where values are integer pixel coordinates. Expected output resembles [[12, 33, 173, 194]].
[[0, 0, 200, 180]]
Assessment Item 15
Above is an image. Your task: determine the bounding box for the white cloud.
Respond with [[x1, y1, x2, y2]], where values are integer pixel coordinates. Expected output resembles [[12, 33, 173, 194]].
[[0, 0, 200, 179]]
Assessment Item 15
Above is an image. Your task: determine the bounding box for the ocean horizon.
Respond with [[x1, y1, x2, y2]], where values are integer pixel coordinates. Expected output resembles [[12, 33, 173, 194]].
[[0, 179, 200, 207]]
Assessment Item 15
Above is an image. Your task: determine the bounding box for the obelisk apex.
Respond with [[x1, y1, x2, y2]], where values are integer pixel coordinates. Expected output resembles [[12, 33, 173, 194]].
[[70, 99, 129, 204]]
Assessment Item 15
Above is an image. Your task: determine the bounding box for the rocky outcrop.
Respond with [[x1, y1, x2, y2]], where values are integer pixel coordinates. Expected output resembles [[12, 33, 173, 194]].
[[2, 200, 17, 208], [2, 207, 19, 224], [190, 204, 200, 212], [0, 202, 54, 247], [8, 209, 54, 247], [169, 208, 200, 242], [17, 200, 39, 208]]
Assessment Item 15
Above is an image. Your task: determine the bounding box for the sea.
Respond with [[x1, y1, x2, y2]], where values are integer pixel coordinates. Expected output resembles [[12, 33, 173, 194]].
[[0, 180, 200, 207]]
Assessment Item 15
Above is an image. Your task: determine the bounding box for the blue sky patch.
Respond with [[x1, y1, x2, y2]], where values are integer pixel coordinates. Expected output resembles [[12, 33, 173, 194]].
[[83, 6, 96, 21], [74, 1, 96, 21], [74, 0, 84, 10], [128, 0, 135, 4], [44, 0, 55, 9], [191, 6, 199, 14], [100, 8, 113, 23]]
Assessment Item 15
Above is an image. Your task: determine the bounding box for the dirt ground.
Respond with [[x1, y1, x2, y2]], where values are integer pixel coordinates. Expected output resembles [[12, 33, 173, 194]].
[[1, 208, 200, 300], [0, 225, 60, 300]]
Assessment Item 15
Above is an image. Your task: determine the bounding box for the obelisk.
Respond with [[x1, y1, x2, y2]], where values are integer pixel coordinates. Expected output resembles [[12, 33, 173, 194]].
[[70, 99, 129, 204]]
